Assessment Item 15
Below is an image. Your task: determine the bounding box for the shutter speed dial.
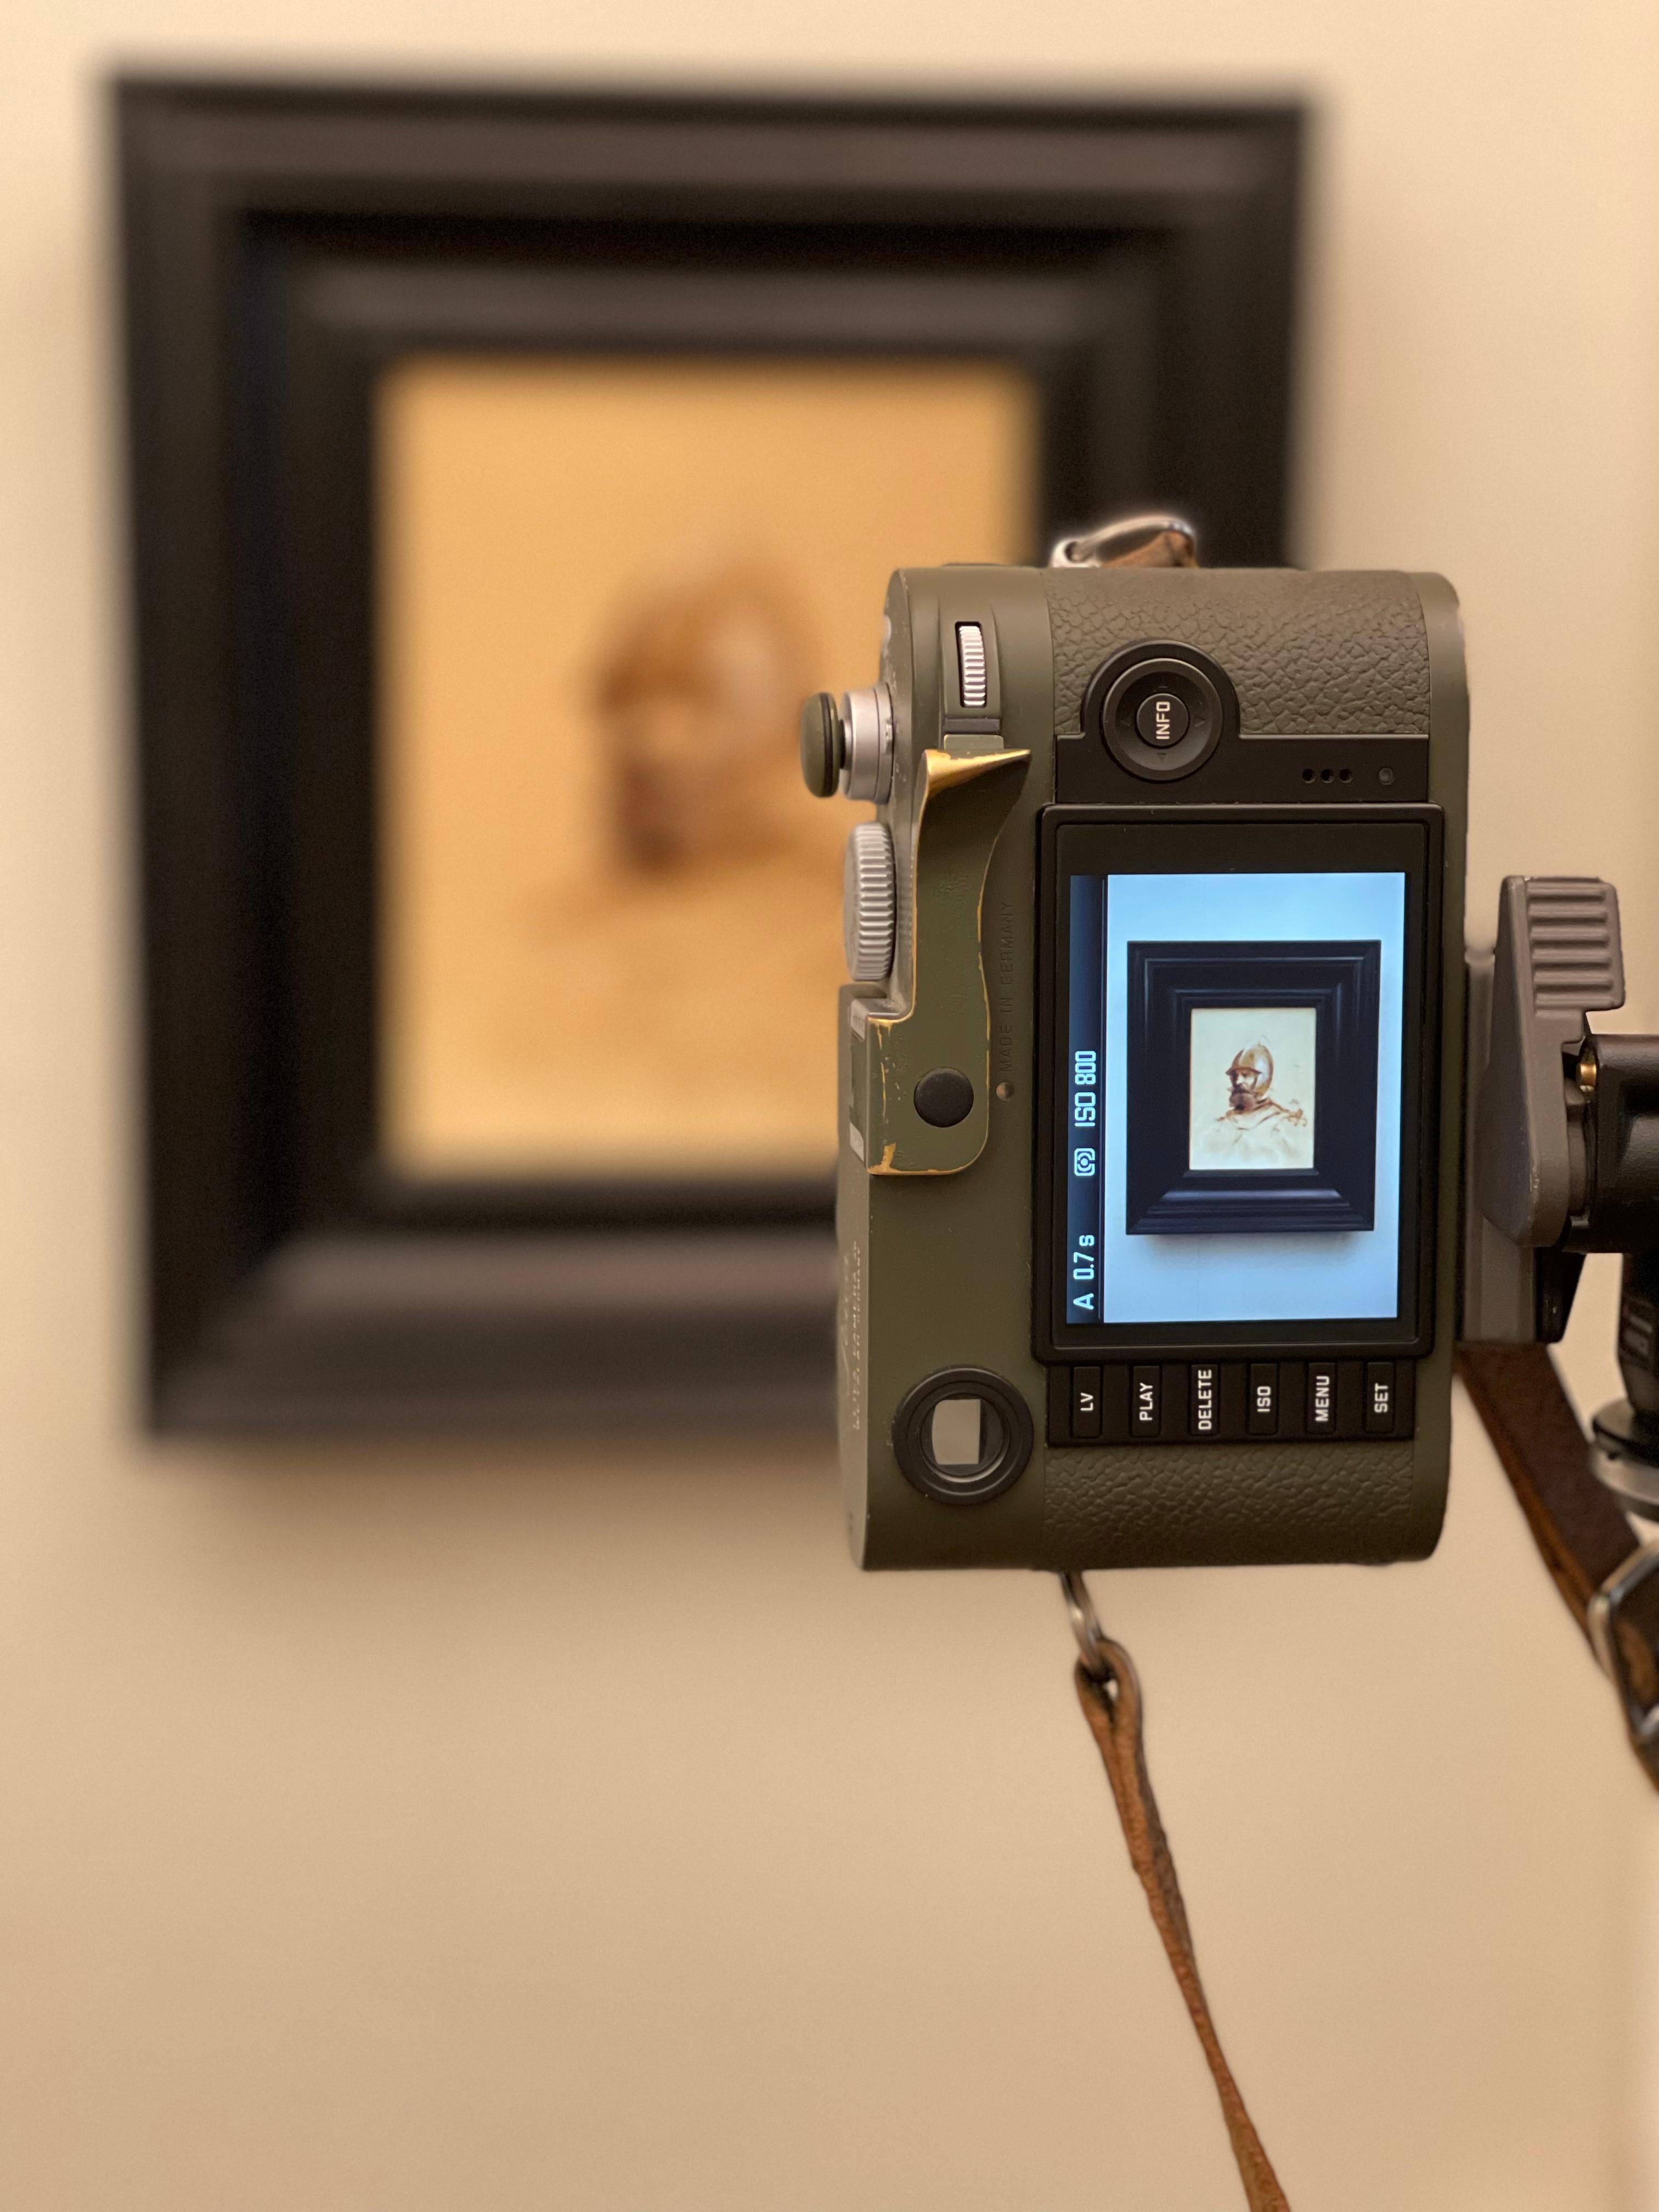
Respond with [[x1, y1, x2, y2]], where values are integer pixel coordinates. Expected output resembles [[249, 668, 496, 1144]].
[[843, 822, 896, 982]]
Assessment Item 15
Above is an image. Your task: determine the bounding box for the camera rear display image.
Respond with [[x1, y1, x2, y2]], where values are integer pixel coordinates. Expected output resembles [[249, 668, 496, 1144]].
[[1186, 1006, 1317, 1174], [1041, 812, 1437, 1352]]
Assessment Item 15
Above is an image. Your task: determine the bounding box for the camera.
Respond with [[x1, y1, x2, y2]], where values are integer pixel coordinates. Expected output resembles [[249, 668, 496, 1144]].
[[800, 559, 1469, 1570]]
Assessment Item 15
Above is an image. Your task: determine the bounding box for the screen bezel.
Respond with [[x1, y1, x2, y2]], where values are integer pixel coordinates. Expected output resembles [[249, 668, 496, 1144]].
[[1033, 805, 1442, 1361]]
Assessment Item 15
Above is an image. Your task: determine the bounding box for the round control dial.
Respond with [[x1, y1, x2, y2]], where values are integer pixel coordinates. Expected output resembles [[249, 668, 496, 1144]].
[[1081, 644, 1237, 783], [843, 822, 896, 983]]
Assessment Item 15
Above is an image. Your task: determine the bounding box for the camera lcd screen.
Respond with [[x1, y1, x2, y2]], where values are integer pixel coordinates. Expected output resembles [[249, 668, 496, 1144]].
[[1045, 812, 1437, 1353]]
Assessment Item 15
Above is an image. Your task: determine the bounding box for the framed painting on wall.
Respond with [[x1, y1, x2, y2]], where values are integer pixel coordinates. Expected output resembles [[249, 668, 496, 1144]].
[[117, 77, 1302, 1431], [379, 354, 1036, 1186]]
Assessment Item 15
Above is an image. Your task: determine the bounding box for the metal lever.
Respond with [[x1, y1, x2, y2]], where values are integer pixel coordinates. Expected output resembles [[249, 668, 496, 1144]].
[[1048, 512, 1198, 569]]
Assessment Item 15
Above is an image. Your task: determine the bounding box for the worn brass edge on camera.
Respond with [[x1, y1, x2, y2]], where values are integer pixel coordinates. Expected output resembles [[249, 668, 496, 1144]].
[[854, 745, 1029, 1177]]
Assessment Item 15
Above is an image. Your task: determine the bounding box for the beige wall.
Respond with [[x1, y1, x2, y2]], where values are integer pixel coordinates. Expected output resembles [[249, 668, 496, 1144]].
[[4, 2, 1659, 2206]]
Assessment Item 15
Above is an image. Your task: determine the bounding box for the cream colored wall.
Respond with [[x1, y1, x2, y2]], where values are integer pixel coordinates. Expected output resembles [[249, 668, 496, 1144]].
[[4, 2, 1659, 2206]]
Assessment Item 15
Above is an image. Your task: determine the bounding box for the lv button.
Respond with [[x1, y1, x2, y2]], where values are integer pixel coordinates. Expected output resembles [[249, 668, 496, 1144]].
[[1070, 1367, 1103, 1440]]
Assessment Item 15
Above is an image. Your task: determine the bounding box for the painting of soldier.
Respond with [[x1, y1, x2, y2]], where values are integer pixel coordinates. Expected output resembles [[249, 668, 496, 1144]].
[[376, 354, 1036, 1178], [1187, 1005, 1317, 1172]]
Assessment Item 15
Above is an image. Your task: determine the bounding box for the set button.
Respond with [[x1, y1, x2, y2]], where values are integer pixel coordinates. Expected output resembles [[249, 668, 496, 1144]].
[[1365, 1362, 1397, 1434]]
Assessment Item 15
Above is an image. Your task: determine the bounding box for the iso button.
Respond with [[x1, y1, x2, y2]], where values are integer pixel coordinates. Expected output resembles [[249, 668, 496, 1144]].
[[1247, 1363, 1279, 1435]]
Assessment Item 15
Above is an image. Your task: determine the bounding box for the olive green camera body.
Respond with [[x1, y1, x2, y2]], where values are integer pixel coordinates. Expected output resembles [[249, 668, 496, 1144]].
[[824, 565, 1468, 1571]]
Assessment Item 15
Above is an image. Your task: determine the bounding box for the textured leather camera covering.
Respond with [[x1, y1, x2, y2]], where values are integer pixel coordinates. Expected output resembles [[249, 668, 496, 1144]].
[[1046, 568, 1431, 736], [1039, 1438, 1423, 1570]]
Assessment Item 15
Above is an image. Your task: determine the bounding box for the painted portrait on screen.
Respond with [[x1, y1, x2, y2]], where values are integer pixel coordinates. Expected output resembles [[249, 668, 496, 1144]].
[[1187, 1005, 1317, 1172], [1124, 941, 1381, 1235]]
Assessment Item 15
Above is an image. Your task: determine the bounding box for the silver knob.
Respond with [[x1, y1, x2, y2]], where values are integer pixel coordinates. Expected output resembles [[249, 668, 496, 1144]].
[[843, 822, 896, 982], [839, 685, 894, 803]]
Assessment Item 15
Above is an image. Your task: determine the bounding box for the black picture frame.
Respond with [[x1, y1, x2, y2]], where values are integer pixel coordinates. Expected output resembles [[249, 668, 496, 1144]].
[[1124, 941, 1381, 1235], [116, 75, 1302, 1432]]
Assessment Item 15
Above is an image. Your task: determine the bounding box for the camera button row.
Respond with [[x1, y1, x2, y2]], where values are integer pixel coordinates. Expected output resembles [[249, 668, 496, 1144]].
[[1049, 1360, 1414, 1446], [1070, 1363, 1163, 1437]]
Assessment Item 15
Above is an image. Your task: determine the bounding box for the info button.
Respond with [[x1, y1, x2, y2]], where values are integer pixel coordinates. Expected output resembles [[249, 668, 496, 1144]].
[[1135, 690, 1190, 748]]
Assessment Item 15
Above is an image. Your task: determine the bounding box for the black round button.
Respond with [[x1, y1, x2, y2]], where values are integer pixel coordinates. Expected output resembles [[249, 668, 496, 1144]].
[[893, 1368, 1034, 1505], [798, 691, 845, 798], [1135, 690, 1190, 748], [1079, 644, 1237, 784], [913, 1068, 975, 1127]]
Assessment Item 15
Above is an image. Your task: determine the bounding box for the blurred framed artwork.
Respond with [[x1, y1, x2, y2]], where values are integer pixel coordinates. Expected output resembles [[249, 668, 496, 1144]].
[[379, 355, 1036, 1183], [118, 77, 1303, 1431]]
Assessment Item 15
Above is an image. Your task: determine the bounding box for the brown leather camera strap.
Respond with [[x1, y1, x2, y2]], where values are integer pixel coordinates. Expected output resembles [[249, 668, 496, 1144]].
[[1070, 1630, 1290, 2210], [1065, 1350, 1659, 2209], [1457, 1342, 1659, 1791]]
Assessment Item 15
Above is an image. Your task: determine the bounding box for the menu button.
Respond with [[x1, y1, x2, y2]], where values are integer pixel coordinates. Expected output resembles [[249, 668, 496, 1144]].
[[1307, 1363, 1338, 1434]]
